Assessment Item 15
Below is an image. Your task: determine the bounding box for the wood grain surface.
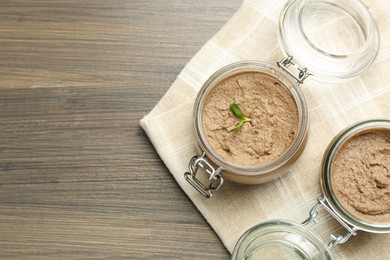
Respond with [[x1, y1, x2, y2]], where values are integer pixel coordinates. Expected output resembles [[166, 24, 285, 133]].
[[0, 1, 242, 258]]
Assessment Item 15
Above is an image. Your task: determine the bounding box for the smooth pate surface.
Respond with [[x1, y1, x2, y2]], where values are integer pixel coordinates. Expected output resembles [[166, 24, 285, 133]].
[[202, 71, 299, 167], [331, 129, 390, 223]]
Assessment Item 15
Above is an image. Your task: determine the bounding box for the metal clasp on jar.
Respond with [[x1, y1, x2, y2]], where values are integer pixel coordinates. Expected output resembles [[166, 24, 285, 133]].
[[277, 56, 311, 85], [184, 152, 224, 198], [302, 197, 359, 247]]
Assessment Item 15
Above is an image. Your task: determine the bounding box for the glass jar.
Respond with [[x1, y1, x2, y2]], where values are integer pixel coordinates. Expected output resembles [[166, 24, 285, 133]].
[[232, 120, 390, 260], [184, 0, 380, 197], [279, 0, 380, 81], [232, 220, 334, 260], [185, 61, 309, 197], [320, 119, 390, 233]]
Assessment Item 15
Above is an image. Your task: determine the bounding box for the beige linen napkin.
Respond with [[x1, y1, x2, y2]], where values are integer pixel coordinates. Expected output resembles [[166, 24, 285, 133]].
[[140, 0, 390, 258]]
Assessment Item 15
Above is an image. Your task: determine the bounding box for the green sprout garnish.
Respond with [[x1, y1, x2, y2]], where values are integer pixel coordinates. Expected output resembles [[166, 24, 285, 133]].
[[229, 103, 251, 132]]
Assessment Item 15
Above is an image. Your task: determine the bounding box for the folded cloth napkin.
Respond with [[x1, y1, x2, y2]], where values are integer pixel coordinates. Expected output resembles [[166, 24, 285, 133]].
[[140, 0, 390, 258]]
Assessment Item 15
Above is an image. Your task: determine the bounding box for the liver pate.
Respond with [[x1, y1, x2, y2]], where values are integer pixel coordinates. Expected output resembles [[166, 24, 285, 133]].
[[202, 71, 299, 166], [331, 129, 390, 223]]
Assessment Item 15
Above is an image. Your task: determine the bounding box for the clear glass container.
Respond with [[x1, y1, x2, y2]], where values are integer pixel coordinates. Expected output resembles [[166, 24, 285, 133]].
[[279, 0, 380, 81], [193, 61, 308, 184], [321, 119, 390, 233], [232, 120, 390, 259], [232, 220, 333, 260], [184, 0, 380, 197]]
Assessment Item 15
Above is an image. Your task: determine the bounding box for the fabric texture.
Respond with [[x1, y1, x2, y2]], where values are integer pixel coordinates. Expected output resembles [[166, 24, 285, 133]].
[[140, 0, 390, 258]]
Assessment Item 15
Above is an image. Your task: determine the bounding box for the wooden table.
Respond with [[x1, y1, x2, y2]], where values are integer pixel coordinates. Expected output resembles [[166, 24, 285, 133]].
[[0, 1, 242, 258]]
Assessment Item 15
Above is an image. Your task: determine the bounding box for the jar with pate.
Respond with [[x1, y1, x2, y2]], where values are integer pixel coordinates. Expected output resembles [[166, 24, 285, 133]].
[[184, 0, 380, 197], [232, 119, 390, 260]]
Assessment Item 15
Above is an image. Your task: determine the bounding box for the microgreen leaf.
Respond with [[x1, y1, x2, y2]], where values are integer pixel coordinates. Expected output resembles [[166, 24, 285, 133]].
[[229, 103, 245, 120], [229, 103, 251, 132]]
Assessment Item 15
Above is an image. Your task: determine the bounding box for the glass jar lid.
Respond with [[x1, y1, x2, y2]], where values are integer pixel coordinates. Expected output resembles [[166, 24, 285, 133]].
[[232, 220, 333, 260], [278, 0, 380, 81]]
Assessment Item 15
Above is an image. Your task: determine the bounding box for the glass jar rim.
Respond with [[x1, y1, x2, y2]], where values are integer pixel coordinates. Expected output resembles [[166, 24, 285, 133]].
[[193, 60, 308, 175], [278, 0, 380, 81], [232, 219, 333, 260], [320, 119, 390, 232]]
